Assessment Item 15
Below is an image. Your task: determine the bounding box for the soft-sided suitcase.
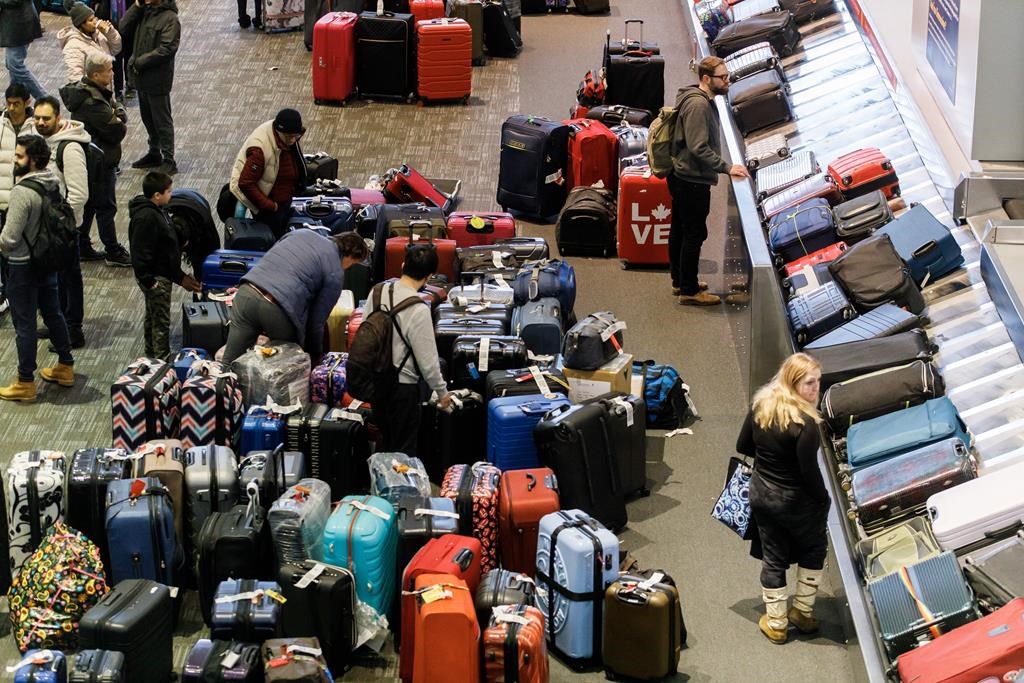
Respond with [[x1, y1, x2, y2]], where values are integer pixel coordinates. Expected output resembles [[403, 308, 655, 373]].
[[756, 150, 817, 200], [447, 212, 516, 248], [617, 166, 671, 267], [65, 447, 130, 563], [263, 0, 304, 32], [450, 0, 485, 65], [779, 0, 835, 22], [867, 551, 978, 658], [729, 0, 780, 22], [511, 298, 563, 357], [182, 302, 231, 355], [850, 438, 975, 534], [498, 468, 559, 575], [111, 358, 180, 451], [224, 217, 276, 252], [845, 397, 970, 471], [322, 495, 397, 616], [450, 335, 529, 394], [78, 579, 174, 683], [183, 639, 261, 683], [497, 116, 570, 217], [782, 262, 832, 300], [877, 204, 964, 285], [201, 250, 263, 293], [185, 445, 240, 557], [456, 238, 550, 276], [724, 41, 785, 84], [822, 359, 943, 434], [309, 352, 347, 407], [141, 439, 186, 543], [586, 392, 648, 498], [711, 10, 800, 57], [809, 329, 937, 391], [356, 8, 415, 100], [603, 571, 684, 681], [485, 366, 569, 401], [586, 105, 654, 128], [416, 18, 473, 103], [534, 404, 628, 531], [744, 131, 789, 171], [180, 361, 244, 450], [383, 165, 453, 212], [827, 147, 900, 200], [278, 560, 356, 673], [285, 402, 371, 500], [760, 173, 844, 220], [782, 241, 847, 276], [268, 478, 332, 567], [410, 574, 480, 683], [210, 579, 282, 642], [927, 459, 1024, 553], [440, 463, 502, 572], [475, 567, 537, 625], [196, 505, 268, 626], [172, 347, 209, 382], [828, 234, 925, 314], [562, 311, 625, 371], [512, 260, 576, 323], [105, 478, 179, 586], [604, 45, 665, 119], [536, 510, 620, 667], [833, 190, 893, 244], [240, 407, 288, 458], [556, 185, 618, 257], [727, 68, 792, 136], [481, 1, 521, 57], [11, 650, 68, 683], [488, 394, 572, 471], [854, 517, 941, 581], [962, 534, 1024, 611], [786, 281, 856, 345], [385, 233, 458, 281], [767, 198, 837, 264], [69, 650, 126, 683], [563, 119, 618, 192], [262, 638, 331, 682], [482, 605, 548, 683]]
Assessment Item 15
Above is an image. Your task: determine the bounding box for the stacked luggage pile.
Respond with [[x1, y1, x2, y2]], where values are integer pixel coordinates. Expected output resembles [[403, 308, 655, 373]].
[[702, 1, 1024, 679]]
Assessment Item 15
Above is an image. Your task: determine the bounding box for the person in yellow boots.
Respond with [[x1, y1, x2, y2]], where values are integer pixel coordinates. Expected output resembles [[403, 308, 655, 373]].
[[736, 352, 829, 643], [0, 134, 77, 401]]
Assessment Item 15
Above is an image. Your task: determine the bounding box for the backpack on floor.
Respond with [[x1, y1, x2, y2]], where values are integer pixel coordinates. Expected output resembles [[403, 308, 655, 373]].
[[633, 360, 695, 429]]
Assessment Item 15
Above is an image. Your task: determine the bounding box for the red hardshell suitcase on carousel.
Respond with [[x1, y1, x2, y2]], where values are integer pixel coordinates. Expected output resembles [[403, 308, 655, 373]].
[[383, 165, 452, 211], [562, 118, 619, 192], [783, 241, 848, 276], [410, 0, 444, 21], [312, 12, 357, 105], [498, 468, 559, 576], [446, 212, 516, 248], [416, 18, 472, 104], [410, 574, 479, 683], [828, 147, 900, 200], [385, 234, 458, 280], [617, 166, 672, 266]]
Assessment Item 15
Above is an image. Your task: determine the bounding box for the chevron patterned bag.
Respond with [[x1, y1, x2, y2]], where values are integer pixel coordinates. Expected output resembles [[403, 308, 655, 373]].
[[111, 358, 181, 451], [180, 360, 245, 449]]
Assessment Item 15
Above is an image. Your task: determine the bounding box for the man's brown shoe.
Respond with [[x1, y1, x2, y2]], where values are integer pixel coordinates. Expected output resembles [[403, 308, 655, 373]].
[[672, 281, 708, 296], [41, 363, 75, 387], [0, 379, 36, 402], [678, 291, 721, 306]]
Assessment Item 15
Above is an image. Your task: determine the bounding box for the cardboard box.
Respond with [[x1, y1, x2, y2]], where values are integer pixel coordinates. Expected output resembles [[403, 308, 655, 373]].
[[564, 353, 634, 402], [630, 368, 646, 399]]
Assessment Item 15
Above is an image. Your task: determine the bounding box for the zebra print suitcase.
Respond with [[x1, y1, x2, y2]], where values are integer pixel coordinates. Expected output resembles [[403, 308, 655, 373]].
[[111, 359, 181, 452], [179, 361, 244, 450], [6, 451, 66, 576]]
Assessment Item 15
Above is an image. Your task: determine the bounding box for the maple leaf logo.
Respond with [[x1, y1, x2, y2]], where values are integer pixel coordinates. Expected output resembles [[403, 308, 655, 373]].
[[651, 203, 671, 221]]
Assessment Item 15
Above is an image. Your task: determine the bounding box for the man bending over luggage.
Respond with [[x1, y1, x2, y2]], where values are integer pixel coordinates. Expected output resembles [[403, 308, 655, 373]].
[[221, 230, 367, 364], [228, 108, 308, 239]]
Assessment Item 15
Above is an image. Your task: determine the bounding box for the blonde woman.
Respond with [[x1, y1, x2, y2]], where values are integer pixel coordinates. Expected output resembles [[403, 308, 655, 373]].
[[736, 353, 831, 644]]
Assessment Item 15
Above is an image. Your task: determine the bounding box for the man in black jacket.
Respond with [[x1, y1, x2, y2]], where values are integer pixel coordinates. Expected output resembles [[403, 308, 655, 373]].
[[59, 52, 132, 265], [120, 0, 180, 176], [128, 171, 200, 359]]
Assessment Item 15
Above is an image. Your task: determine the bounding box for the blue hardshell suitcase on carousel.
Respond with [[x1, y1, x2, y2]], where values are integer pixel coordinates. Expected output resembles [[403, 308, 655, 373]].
[[210, 579, 283, 642], [786, 281, 856, 346], [877, 204, 964, 285], [488, 394, 572, 471], [322, 495, 398, 616], [105, 478, 179, 586], [845, 397, 970, 472]]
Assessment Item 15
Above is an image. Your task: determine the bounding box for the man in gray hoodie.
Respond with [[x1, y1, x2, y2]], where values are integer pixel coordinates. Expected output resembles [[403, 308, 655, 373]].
[[0, 135, 76, 402]]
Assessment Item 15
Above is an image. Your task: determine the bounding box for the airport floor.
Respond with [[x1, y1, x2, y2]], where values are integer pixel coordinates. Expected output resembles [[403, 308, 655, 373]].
[[0, 0, 856, 680]]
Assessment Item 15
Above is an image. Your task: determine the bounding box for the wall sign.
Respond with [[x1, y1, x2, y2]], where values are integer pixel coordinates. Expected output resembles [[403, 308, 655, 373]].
[[926, 0, 960, 103]]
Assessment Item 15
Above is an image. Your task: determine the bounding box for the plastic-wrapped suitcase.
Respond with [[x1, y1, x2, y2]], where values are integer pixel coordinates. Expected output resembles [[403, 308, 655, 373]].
[[927, 459, 1024, 553], [356, 8, 415, 100], [536, 510, 620, 667], [201, 250, 263, 293], [78, 580, 174, 683], [603, 571, 685, 681], [210, 579, 282, 642], [727, 68, 792, 136], [828, 147, 900, 200], [724, 41, 785, 84], [111, 358, 180, 451], [312, 12, 357, 104], [446, 212, 516, 248], [481, 1, 521, 57], [5, 451, 65, 576], [309, 352, 347, 407], [11, 650, 67, 683], [231, 342, 311, 408], [854, 517, 940, 581], [410, 574, 479, 683], [262, 0, 304, 32], [498, 468, 559, 576], [475, 568, 537, 623], [383, 165, 452, 212], [822, 359, 944, 433], [440, 463, 502, 572], [268, 478, 332, 567], [172, 348, 209, 382], [419, 391, 487, 482], [744, 132, 789, 171], [616, 166, 671, 267], [105, 478, 179, 585], [760, 173, 844, 220], [284, 402, 371, 500], [69, 650, 126, 683], [781, 262, 832, 299], [451, 335, 529, 394], [278, 560, 355, 673], [833, 190, 892, 244], [766, 197, 837, 264], [185, 445, 240, 554], [368, 452, 431, 503], [238, 448, 305, 507], [450, 0, 485, 65], [322, 495, 397, 616], [497, 117, 570, 217], [711, 10, 800, 57], [182, 639, 261, 682], [756, 150, 817, 200], [196, 504, 267, 625], [511, 298, 563, 357], [182, 302, 231, 356], [809, 329, 937, 391], [180, 361, 244, 450], [482, 605, 548, 683], [65, 447, 131, 562], [867, 551, 979, 658], [261, 638, 332, 682], [563, 119, 618, 192], [803, 302, 921, 349], [416, 18, 472, 103], [488, 394, 572, 471], [782, 241, 847, 276], [556, 185, 618, 257], [828, 234, 925, 314], [877, 205, 964, 285], [535, 404, 628, 531], [586, 392, 648, 498], [962, 534, 1024, 611], [846, 397, 970, 471], [786, 281, 856, 345]]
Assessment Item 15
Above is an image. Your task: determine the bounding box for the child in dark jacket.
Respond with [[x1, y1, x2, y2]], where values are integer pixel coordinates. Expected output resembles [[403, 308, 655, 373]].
[[128, 171, 200, 359]]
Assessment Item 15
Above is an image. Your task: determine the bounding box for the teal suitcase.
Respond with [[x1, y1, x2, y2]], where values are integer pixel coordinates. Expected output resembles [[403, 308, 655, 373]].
[[322, 495, 397, 616]]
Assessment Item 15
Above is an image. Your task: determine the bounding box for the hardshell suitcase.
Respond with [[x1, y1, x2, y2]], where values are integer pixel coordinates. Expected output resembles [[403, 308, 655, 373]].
[[617, 166, 671, 266], [111, 358, 180, 452], [485, 366, 569, 401], [760, 173, 844, 220], [756, 150, 817, 200], [64, 447, 131, 563], [827, 147, 900, 200], [267, 478, 332, 567], [782, 241, 847, 276], [200, 250, 263, 293], [962, 534, 1024, 611], [416, 18, 473, 103], [808, 329, 937, 391], [536, 510, 620, 667], [845, 397, 970, 471], [278, 560, 356, 673], [482, 605, 548, 683], [563, 119, 618, 192], [440, 463, 502, 572], [356, 9, 415, 100], [172, 348, 209, 382], [447, 212, 516, 248], [724, 41, 784, 84], [555, 185, 618, 257], [285, 401, 371, 500], [395, 495, 459, 588], [850, 438, 975, 534], [210, 579, 282, 642], [481, 1, 522, 57], [383, 165, 453, 212], [510, 298, 563, 357], [182, 302, 231, 356], [610, 123, 648, 164], [782, 262, 832, 300], [78, 579, 174, 683], [729, 0, 780, 22], [877, 205, 964, 285], [105, 478, 179, 586], [238, 447, 306, 508], [185, 445, 240, 556], [322, 495, 398, 616], [602, 571, 684, 681], [196, 505, 268, 626], [180, 361, 244, 449], [499, 467, 560, 575], [224, 218, 275, 252], [828, 234, 925, 314], [261, 638, 331, 682], [488, 394, 572, 471], [141, 439, 186, 543], [310, 352, 348, 407], [230, 341, 312, 408], [822, 359, 944, 433], [385, 233, 458, 281], [475, 568, 537, 625], [450, 335, 529, 394], [927, 459, 1024, 553], [586, 392, 648, 498], [727, 68, 792, 135], [290, 195, 354, 235], [803, 302, 921, 349], [766, 197, 837, 264], [368, 452, 431, 504], [744, 132, 789, 171], [833, 190, 893, 244], [866, 551, 978, 658], [11, 650, 68, 683], [779, 0, 835, 22], [182, 639, 261, 683], [418, 391, 487, 482], [449, 0, 485, 65], [497, 115, 570, 217], [69, 650, 126, 683], [410, 574, 480, 683], [434, 316, 506, 365], [786, 281, 856, 345], [410, 0, 443, 21], [711, 10, 800, 57], [511, 260, 576, 324]]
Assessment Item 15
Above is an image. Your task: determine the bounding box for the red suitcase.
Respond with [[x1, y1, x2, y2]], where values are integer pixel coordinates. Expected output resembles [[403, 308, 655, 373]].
[[311, 12, 357, 105], [400, 536, 483, 683], [760, 173, 845, 220], [384, 164, 452, 211], [482, 605, 548, 683], [896, 598, 1024, 683], [439, 462, 502, 573], [446, 212, 516, 248], [828, 147, 900, 200], [617, 166, 672, 267], [416, 18, 472, 104], [498, 468, 559, 576], [411, 574, 479, 683], [562, 118, 619, 193], [782, 241, 848, 276], [346, 306, 364, 348], [386, 234, 457, 280], [410, 0, 444, 22]]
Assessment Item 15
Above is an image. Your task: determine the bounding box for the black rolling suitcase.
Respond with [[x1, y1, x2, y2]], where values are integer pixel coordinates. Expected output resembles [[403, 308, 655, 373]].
[[803, 303, 922, 349], [451, 335, 529, 394], [828, 234, 926, 314], [833, 190, 894, 244], [555, 186, 617, 257], [78, 579, 174, 683], [356, 6, 415, 100], [279, 560, 356, 673], [482, 1, 521, 57], [585, 104, 654, 127], [604, 32, 665, 118], [779, 0, 836, 23], [65, 447, 132, 562], [434, 316, 507, 365], [182, 301, 231, 356], [485, 366, 568, 401], [727, 69, 792, 136], [787, 281, 856, 346], [285, 402, 371, 500], [535, 402, 628, 531], [418, 390, 486, 482], [69, 650, 126, 683], [586, 392, 648, 498], [808, 329, 938, 391], [711, 11, 800, 58], [821, 360, 945, 434], [195, 503, 269, 626], [497, 115, 570, 217]]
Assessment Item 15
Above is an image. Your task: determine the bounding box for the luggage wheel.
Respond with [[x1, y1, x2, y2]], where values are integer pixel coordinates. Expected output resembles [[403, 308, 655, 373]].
[[638, 486, 651, 498]]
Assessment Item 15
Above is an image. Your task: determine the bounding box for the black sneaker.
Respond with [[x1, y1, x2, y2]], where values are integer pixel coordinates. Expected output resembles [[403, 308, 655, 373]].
[[157, 160, 178, 176], [104, 247, 133, 268], [239, 13, 252, 28], [49, 336, 86, 353], [80, 243, 105, 261], [131, 152, 163, 169]]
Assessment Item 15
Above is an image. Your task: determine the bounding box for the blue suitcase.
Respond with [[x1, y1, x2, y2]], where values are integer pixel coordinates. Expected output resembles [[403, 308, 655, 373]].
[[767, 198, 838, 265], [290, 196, 354, 234], [322, 495, 398, 617], [846, 397, 970, 471], [201, 250, 264, 293], [182, 639, 262, 683], [368, 452, 431, 504], [511, 297, 564, 357], [105, 478, 180, 586], [210, 579, 283, 642], [239, 407, 288, 456], [786, 281, 856, 345], [536, 509, 620, 667], [11, 650, 67, 683], [224, 217, 276, 252], [877, 204, 964, 285], [172, 347, 209, 382], [488, 394, 572, 471], [803, 303, 922, 349], [512, 260, 577, 322]]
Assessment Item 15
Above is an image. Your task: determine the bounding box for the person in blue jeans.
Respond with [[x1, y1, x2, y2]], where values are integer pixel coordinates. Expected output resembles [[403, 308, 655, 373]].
[[1, 0, 47, 101], [0, 135, 76, 402]]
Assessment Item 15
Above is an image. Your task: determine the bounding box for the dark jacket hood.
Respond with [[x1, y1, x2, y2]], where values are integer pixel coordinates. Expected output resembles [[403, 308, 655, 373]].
[[129, 195, 160, 218], [59, 79, 112, 114], [675, 85, 709, 108], [146, 0, 178, 14]]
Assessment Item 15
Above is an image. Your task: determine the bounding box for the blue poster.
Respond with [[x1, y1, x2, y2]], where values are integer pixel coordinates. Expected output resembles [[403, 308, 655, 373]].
[[926, 0, 960, 103]]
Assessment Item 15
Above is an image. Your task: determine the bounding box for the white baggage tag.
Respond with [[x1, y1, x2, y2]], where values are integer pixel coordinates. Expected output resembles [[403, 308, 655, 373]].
[[494, 274, 509, 289], [599, 320, 627, 342], [638, 572, 664, 590], [527, 364, 553, 397], [287, 644, 323, 657], [491, 251, 506, 268], [328, 408, 364, 424], [349, 399, 364, 410], [664, 428, 693, 439], [453, 295, 469, 307], [479, 337, 491, 372], [215, 590, 263, 604], [7, 650, 55, 673], [263, 395, 302, 416], [346, 499, 391, 520], [220, 651, 241, 669], [467, 304, 486, 314], [492, 606, 530, 626], [414, 508, 460, 520], [544, 169, 564, 185], [295, 562, 327, 589], [612, 396, 635, 427]]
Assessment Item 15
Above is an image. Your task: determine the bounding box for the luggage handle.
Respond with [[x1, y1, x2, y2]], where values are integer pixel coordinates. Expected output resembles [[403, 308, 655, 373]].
[[453, 547, 475, 571], [983, 521, 1023, 540], [464, 215, 496, 234], [912, 241, 938, 258], [220, 259, 250, 274], [622, 18, 643, 47], [405, 220, 436, 245]]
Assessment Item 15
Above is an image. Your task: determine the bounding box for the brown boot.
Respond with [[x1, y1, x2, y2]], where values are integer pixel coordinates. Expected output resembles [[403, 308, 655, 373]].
[[0, 379, 37, 402], [40, 363, 75, 387], [789, 567, 824, 633], [678, 291, 722, 306], [760, 586, 789, 644]]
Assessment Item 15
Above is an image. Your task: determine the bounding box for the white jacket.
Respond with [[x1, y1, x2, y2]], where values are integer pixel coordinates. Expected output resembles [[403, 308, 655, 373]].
[[57, 24, 122, 85], [0, 111, 36, 212], [229, 120, 281, 214], [43, 119, 92, 225]]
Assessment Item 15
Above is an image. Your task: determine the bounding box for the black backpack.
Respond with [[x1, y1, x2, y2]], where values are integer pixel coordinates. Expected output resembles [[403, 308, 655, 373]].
[[346, 283, 425, 403], [20, 179, 79, 273], [57, 139, 105, 204]]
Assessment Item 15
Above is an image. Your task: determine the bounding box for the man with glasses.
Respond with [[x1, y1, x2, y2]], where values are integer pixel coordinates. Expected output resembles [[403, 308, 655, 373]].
[[229, 109, 309, 239], [670, 56, 750, 306]]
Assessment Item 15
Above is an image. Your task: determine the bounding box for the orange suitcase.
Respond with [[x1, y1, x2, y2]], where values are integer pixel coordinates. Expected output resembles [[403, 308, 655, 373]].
[[482, 605, 549, 683], [417, 18, 473, 104], [827, 147, 900, 200], [411, 573, 480, 683], [410, 0, 444, 22], [385, 234, 458, 281]]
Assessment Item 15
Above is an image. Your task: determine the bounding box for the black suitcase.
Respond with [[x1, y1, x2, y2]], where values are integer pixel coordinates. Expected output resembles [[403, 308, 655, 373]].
[[456, 237, 551, 274], [803, 303, 922, 349], [723, 41, 785, 82], [727, 69, 792, 136], [808, 329, 938, 391], [65, 447, 132, 563], [605, 45, 665, 119], [821, 359, 945, 434], [779, 0, 836, 23], [584, 104, 654, 127], [555, 186, 617, 257], [484, 365, 568, 401], [451, 335, 529, 394], [562, 311, 624, 371], [418, 390, 486, 482], [434, 316, 507, 365], [224, 217, 276, 252], [786, 281, 856, 346], [78, 579, 174, 683], [195, 503, 269, 626], [181, 301, 230, 356], [69, 650, 126, 683], [356, 9, 415, 100], [482, 1, 522, 57], [304, 152, 339, 182], [474, 568, 537, 626], [285, 402, 371, 501], [711, 11, 801, 58], [573, 0, 607, 14], [497, 116, 570, 217], [828, 234, 926, 314], [535, 402, 627, 531], [833, 190, 893, 244], [279, 559, 356, 673], [587, 392, 648, 498]]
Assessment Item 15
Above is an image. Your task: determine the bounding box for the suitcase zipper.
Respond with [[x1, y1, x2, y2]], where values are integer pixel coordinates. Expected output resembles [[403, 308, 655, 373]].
[[26, 456, 42, 553]]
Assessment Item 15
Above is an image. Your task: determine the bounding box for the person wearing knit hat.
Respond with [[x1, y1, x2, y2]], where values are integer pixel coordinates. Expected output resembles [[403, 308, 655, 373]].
[[57, 0, 122, 85], [228, 109, 310, 239]]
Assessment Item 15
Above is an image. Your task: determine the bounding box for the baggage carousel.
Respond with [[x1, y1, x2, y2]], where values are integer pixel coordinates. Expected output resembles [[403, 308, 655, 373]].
[[683, 1, 1024, 680]]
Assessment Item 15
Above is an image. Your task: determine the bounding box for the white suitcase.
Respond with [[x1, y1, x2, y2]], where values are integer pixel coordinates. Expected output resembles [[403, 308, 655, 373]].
[[6, 450, 67, 575], [783, 263, 833, 299], [927, 460, 1024, 553], [756, 149, 818, 200], [731, 0, 781, 22], [744, 133, 790, 171]]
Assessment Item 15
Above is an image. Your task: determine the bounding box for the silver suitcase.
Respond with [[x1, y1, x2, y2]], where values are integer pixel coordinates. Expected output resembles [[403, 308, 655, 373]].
[[731, 0, 781, 22], [268, 478, 331, 567], [756, 149, 818, 200], [744, 132, 790, 171], [610, 124, 648, 162], [723, 41, 784, 83], [928, 459, 1024, 554], [184, 445, 239, 554]]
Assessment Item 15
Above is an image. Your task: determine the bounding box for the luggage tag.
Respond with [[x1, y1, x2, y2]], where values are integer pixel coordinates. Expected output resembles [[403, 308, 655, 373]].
[[328, 407, 364, 424], [492, 605, 530, 626], [345, 499, 391, 521], [220, 650, 240, 669], [611, 396, 635, 427], [414, 508, 460, 521], [391, 458, 428, 483], [527, 364, 556, 399], [478, 337, 492, 373], [295, 562, 327, 589], [6, 650, 55, 673]]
